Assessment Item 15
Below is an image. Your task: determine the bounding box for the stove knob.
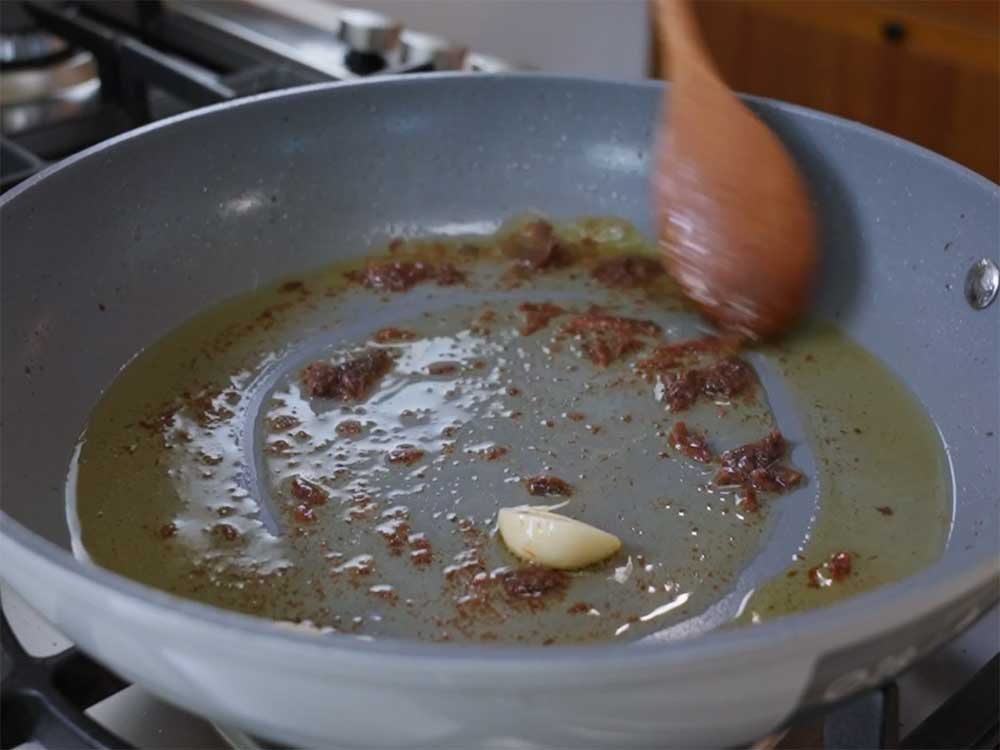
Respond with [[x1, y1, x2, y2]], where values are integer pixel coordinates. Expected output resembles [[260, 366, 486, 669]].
[[400, 31, 468, 71], [337, 8, 402, 55]]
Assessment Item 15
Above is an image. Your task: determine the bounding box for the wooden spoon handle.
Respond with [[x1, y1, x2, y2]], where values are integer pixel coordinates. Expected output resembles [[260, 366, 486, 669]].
[[654, 0, 713, 77], [652, 0, 818, 338]]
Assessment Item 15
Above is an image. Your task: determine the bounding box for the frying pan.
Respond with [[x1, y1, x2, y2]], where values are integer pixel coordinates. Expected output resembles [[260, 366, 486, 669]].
[[1, 74, 997, 749]]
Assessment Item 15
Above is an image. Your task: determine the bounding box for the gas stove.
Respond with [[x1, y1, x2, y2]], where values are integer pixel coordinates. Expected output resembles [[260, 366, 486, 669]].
[[0, 0, 511, 192], [1, 3, 997, 749]]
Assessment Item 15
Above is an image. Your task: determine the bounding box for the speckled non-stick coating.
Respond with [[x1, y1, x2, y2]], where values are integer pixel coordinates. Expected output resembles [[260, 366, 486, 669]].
[[0, 75, 996, 748]]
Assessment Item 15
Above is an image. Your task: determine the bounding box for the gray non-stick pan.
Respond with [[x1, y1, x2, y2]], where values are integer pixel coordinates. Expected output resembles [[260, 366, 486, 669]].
[[1, 75, 998, 749]]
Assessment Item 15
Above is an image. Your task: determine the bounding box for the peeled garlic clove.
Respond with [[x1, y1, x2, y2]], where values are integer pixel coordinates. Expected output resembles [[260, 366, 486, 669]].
[[497, 505, 621, 570]]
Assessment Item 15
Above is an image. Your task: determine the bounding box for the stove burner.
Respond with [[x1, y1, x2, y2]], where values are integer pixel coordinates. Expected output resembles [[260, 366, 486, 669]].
[[1, 608, 132, 749], [0, 29, 70, 69], [0, 0, 100, 139], [0, 50, 100, 135], [0, 3, 69, 68], [0, 0, 484, 192]]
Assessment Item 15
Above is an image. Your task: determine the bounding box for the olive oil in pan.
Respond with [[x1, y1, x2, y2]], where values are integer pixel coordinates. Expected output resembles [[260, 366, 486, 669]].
[[732, 322, 951, 623], [68, 217, 950, 644]]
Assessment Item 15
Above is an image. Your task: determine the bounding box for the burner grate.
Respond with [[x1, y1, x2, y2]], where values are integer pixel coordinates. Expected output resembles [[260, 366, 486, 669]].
[[0, 0, 437, 192], [1, 608, 132, 749]]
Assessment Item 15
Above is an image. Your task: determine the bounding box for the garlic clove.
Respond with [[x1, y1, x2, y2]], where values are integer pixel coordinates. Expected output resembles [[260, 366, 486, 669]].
[[497, 505, 621, 570]]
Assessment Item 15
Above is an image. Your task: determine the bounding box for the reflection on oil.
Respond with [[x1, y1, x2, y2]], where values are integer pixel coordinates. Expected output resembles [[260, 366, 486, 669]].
[[67, 217, 950, 645]]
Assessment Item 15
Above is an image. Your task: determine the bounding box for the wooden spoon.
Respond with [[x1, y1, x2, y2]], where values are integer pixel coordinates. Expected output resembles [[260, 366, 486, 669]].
[[653, 0, 818, 339]]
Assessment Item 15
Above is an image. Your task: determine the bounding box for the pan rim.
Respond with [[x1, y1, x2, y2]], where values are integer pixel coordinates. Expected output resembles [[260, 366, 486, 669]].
[[1, 72, 997, 671], [3, 508, 997, 669], [1, 72, 997, 211]]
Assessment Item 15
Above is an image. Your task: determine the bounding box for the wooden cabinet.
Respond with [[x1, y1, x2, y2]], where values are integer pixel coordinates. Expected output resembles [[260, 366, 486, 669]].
[[658, 1, 999, 182]]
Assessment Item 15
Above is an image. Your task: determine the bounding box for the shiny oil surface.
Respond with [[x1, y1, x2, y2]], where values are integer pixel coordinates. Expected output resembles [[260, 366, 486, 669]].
[[69, 217, 950, 644]]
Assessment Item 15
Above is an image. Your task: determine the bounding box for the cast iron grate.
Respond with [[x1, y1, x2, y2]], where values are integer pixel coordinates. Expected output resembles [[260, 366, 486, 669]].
[[1, 0, 434, 192]]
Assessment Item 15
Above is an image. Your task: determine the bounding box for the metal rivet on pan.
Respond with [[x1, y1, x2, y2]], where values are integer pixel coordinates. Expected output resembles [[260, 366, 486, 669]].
[[964, 259, 999, 310]]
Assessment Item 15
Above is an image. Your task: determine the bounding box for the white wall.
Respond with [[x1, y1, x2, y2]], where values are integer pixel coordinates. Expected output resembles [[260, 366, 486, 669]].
[[251, 0, 652, 78], [360, 0, 651, 77]]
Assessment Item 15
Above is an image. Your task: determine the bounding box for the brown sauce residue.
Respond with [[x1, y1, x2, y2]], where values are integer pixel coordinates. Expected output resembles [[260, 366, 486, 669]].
[[714, 431, 801, 492], [335, 419, 364, 436], [668, 421, 713, 463], [659, 356, 756, 412], [409, 534, 433, 565], [333, 555, 374, 577], [435, 264, 467, 286], [376, 518, 411, 554], [661, 370, 702, 412], [387, 445, 425, 465], [829, 551, 852, 579], [290, 476, 328, 506], [807, 551, 852, 587], [473, 444, 508, 461], [636, 335, 743, 376], [591, 255, 664, 288], [346, 260, 466, 292], [563, 307, 661, 338], [293, 504, 318, 524], [736, 487, 759, 514], [518, 302, 566, 335], [186, 389, 237, 428], [291, 477, 329, 505], [267, 439, 292, 456], [499, 566, 569, 599], [138, 405, 180, 434], [411, 547, 433, 565], [268, 414, 300, 432], [427, 361, 461, 376], [700, 357, 756, 400], [300, 349, 392, 400], [564, 307, 661, 368], [369, 584, 398, 602], [523, 475, 573, 497], [502, 219, 572, 270], [211, 523, 239, 541], [584, 336, 644, 368], [372, 327, 417, 343]]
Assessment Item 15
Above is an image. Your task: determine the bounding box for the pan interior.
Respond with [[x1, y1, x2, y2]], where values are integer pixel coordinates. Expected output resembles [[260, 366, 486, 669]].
[[67, 216, 951, 645]]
